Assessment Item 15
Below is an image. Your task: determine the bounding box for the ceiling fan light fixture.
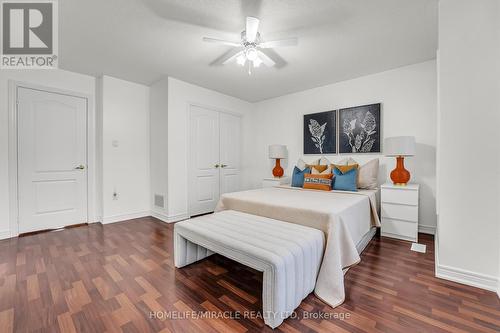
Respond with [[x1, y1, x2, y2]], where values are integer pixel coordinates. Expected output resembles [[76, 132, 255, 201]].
[[253, 57, 262, 67], [246, 47, 258, 61]]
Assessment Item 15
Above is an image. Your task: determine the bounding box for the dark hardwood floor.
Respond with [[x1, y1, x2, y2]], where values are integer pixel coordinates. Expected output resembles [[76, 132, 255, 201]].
[[0, 217, 499, 333]]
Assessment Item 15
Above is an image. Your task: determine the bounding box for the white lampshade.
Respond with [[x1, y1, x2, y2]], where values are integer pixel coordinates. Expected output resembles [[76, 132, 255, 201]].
[[384, 136, 416, 156], [268, 145, 287, 159]]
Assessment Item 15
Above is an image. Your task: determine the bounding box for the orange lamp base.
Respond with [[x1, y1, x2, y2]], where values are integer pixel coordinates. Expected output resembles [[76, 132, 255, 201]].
[[390, 156, 410, 186], [272, 159, 284, 178]]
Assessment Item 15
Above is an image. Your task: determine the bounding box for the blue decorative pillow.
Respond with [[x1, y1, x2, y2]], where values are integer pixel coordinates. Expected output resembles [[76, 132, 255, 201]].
[[291, 166, 311, 187], [333, 167, 358, 191]]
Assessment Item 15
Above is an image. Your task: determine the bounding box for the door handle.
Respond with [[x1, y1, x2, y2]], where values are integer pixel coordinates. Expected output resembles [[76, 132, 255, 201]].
[[75, 165, 85, 170], [214, 164, 220, 168], [221, 164, 228, 168]]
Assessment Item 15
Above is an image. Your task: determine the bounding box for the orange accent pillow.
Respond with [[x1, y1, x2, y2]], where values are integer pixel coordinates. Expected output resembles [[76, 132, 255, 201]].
[[331, 164, 359, 174], [303, 173, 334, 191], [308, 164, 329, 173]]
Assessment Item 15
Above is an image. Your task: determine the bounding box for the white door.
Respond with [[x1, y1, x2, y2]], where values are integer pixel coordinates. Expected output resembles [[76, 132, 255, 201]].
[[219, 112, 241, 195], [17, 87, 88, 233], [189, 106, 220, 216]]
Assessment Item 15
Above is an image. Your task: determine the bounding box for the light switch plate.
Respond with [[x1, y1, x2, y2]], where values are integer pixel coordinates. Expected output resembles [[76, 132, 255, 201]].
[[411, 243, 426, 253]]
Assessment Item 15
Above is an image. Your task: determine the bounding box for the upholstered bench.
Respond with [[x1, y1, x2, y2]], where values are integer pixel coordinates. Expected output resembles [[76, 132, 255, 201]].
[[174, 210, 325, 328]]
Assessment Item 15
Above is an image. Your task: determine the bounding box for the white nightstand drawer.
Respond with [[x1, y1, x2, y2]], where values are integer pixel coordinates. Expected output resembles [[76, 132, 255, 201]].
[[381, 203, 418, 222], [382, 188, 418, 205], [381, 218, 417, 241]]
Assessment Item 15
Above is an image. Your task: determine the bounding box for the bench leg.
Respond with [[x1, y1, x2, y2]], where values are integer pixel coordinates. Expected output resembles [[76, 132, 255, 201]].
[[174, 231, 214, 268]]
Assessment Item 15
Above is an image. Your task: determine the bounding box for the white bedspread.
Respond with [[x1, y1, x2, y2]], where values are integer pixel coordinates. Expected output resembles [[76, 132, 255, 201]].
[[215, 186, 381, 308], [174, 210, 325, 328]]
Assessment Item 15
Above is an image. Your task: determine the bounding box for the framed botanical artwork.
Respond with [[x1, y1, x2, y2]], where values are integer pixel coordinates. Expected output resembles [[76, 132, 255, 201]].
[[303, 110, 336, 154], [339, 103, 381, 154]]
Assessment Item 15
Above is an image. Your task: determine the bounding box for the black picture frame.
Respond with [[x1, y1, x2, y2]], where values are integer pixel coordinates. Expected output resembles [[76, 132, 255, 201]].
[[338, 103, 381, 154], [303, 110, 336, 154]]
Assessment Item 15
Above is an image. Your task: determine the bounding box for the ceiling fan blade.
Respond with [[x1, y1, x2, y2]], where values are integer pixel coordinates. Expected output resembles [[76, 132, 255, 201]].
[[223, 50, 244, 65], [245, 16, 260, 43], [202, 37, 241, 47], [210, 48, 242, 66], [210, 48, 244, 66], [259, 37, 298, 49], [257, 50, 275, 67], [258, 49, 287, 68]]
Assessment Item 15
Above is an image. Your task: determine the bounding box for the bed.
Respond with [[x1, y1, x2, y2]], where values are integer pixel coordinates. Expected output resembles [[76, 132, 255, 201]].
[[215, 185, 381, 308]]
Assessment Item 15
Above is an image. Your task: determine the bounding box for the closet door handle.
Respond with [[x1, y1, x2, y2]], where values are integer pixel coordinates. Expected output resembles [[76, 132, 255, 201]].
[[214, 164, 220, 168], [221, 164, 228, 168]]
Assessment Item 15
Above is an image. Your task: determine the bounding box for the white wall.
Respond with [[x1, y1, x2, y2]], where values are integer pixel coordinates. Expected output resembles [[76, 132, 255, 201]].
[[166, 77, 254, 221], [497, 1, 500, 301], [251, 60, 437, 232], [0, 69, 97, 239], [150, 78, 169, 219], [101, 76, 151, 223], [437, 0, 500, 291]]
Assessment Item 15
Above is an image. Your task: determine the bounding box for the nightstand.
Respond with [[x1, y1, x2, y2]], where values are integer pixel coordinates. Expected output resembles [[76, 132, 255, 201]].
[[262, 177, 290, 188], [381, 183, 419, 242]]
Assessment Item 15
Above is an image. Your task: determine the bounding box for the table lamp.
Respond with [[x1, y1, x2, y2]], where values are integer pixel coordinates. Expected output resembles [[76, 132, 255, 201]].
[[384, 136, 415, 186], [268, 145, 287, 178]]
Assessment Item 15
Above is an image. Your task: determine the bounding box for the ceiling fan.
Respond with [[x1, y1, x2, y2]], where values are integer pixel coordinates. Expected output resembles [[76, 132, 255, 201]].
[[203, 16, 298, 74]]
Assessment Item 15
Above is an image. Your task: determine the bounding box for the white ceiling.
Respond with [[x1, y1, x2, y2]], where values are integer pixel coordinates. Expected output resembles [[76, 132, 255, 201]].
[[60, 0, 437, 102]]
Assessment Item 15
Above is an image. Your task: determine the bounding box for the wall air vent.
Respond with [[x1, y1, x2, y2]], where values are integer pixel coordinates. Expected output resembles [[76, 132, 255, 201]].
[[154, 194, 165, 208]]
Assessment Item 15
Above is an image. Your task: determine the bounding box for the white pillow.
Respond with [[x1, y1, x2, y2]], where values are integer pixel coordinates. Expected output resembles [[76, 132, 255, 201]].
[[320, 156, 331, 165], [296, 158, 320, 171], [358, 158, 379, 189], [312, 165, 332, 175], [337, 157, 358, 165], [296, 158, 307, 171], [309, 158, 320, 165]]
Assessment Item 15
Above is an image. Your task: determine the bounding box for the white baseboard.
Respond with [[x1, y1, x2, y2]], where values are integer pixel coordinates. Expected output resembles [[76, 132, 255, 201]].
[[0, 230, 12, 241], [436, 264, 498, 292], [151, 211, 170, 222], [0, 210, 187, 237], [102, 211, 150, 224], [151, 211, 189, 223], [418, 224, 436, 235]]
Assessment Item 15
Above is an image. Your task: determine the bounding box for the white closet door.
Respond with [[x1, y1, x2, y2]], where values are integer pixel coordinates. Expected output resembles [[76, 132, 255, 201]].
[[189, 106, 221, 216], [17, 87, 88, 233], [219, 112, 241, 195]]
